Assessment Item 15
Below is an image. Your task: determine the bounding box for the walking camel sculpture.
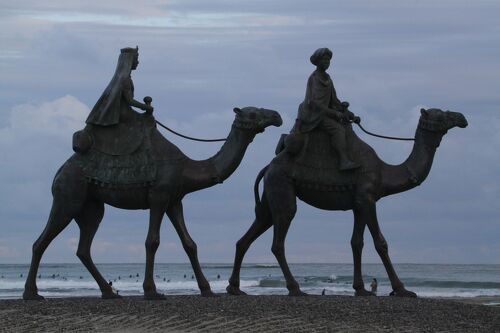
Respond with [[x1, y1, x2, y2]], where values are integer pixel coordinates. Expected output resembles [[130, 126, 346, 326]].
[[23, 106, 282, 300], [227, 108, 467, 297]]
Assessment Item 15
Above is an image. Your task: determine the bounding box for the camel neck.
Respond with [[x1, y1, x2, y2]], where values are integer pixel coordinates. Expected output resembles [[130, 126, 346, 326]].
[[211, 126, 255, 181], [404, 126, 444, 185]]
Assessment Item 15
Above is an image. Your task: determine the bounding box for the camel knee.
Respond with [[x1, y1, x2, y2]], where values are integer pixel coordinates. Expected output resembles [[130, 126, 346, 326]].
[[236, 239, 249, 254], [32, 239, 48, 256], [32, 242, 41, 255], [76, 249, 91, 262], [145, 237, 160, 252], [350, 237, 364, 250], [183, 239, 197, 255], [374, 239, 388, 253], [271, 243, 284, 257]]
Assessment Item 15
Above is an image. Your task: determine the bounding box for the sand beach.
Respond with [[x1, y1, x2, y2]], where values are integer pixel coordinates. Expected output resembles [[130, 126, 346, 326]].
[[1, 295, 499, 332]]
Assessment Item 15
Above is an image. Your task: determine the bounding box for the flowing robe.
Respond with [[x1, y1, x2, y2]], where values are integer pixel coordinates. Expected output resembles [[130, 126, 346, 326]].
[[297, 70, 343, 133], [86, 52, 138, 126]]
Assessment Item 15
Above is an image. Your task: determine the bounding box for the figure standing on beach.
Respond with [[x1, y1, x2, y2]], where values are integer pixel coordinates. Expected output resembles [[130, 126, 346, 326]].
[[109, 281, 118, 295], [370, 278, 378, 295], [295, 47, 359, 170]]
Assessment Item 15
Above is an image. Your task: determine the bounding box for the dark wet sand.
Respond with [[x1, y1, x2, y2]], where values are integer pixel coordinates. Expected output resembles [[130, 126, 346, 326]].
[[1, 295, 499, 332]]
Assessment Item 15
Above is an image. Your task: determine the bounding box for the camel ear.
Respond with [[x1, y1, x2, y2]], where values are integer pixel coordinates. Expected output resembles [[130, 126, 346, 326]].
[[420, 108, 429, 116], [233, 107, 242, 114]]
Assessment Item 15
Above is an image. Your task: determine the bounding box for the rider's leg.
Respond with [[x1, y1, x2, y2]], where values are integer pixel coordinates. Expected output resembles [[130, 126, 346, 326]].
[[320, 118, 360, 171]]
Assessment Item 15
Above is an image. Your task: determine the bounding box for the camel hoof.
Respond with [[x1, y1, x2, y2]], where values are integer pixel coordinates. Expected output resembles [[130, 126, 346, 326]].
[[288, 289, 308, 297], [144, 292, 166, 300], [23, 291, 45, 301], [102, 292, 122, 299], [391, 288, 417, 298], [201, 290, 218, 297], [355, 289, 376, 297], [226, 285, 247, 296]]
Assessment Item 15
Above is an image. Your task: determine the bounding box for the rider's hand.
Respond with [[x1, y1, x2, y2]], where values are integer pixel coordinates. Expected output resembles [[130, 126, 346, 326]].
[[345, 110, 355, 121], [332, 111, 344, 121]]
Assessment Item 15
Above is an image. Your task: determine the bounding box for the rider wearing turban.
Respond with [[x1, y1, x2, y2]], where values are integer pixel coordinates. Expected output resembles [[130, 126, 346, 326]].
[[296, 47, 359, 171]]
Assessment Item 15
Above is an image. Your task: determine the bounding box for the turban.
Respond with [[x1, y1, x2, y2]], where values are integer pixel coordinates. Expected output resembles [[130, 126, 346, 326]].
[[310, 48, 332, 66]]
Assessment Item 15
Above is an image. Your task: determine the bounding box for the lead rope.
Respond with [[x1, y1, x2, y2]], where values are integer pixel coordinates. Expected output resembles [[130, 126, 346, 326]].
[[155, 118, 415, 143], [144, 96, 227, 142], [149, 93, 412, 143], [155, 120, 227, 142], [353, 119, 415, 141]]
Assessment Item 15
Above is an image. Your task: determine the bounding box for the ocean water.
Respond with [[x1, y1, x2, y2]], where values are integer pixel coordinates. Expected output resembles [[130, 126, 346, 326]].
[[1, 263, 500, 300]]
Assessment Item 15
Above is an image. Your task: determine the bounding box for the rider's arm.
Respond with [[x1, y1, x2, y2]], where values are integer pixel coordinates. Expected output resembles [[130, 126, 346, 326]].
[[122, 79, 153, 112], [310, 101, 343, 121], [307, 75, 344, 121]]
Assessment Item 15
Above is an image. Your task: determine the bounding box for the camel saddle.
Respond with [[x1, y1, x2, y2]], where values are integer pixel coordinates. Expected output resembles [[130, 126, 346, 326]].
[[274, 126, 363, 192], [71, 114, 182, 187]]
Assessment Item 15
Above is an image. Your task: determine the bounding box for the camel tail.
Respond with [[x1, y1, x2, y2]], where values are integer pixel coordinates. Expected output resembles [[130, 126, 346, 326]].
[[253, 165, 269, 205]]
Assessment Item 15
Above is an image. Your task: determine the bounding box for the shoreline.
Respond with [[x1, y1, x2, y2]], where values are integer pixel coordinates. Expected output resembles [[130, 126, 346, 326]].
[[2, 294, 500, 304], [1, 295, 499, 332]]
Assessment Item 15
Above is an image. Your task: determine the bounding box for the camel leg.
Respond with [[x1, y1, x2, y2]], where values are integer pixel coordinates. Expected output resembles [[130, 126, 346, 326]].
[[24, 162, 86, 300], [143, 203, 167, 300], [74, 201, 119, 299], [23, 202, 73, 300], [351, 209, 374, 296], [266, 181, 304, 296], [362, 201, 417, 297], [167, 201, 214, 297], [227, 193, 273, 295]]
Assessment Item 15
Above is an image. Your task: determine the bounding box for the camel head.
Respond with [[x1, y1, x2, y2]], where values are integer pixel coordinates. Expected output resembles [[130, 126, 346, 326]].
[[233, 107, 283, 133], [419, 108, 468, 132]]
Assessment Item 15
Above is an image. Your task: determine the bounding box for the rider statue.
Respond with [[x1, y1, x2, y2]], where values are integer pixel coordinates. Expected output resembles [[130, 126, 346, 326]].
[[296, 47, 359, 171], [86, 46, 153, 126]]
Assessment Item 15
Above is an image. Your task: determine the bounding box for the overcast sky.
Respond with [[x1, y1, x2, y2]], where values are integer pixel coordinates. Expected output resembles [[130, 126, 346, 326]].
[[0, 0, 499, 265]]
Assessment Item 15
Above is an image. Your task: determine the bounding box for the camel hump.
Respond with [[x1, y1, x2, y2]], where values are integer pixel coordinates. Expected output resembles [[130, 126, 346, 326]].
[[150, 128, 187, 162], [275, 127, 363, 190]]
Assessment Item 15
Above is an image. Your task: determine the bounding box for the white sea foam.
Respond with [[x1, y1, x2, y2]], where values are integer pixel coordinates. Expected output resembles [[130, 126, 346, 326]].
[[2, 263, 500, 299]]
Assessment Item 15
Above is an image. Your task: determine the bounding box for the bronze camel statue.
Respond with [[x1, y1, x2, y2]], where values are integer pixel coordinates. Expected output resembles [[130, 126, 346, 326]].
[[227, 108, 467, 297], [23, 106, 282, 300]]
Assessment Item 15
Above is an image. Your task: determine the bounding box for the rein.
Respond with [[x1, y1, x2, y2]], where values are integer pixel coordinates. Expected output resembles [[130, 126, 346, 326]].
[[154, 117, 416, 143], [155, 120, 227, 142], [353, 119, 415, 142]]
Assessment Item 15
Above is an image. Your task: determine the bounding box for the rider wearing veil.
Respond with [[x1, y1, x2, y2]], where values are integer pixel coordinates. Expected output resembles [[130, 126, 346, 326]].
[[72, 46, 162, 186], [86, 46, 153, 126]]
